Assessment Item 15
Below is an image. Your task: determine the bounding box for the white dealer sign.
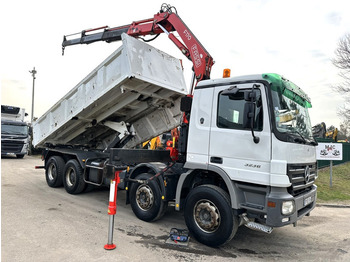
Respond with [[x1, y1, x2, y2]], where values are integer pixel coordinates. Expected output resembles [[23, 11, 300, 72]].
[[316, 143, 343, 161]]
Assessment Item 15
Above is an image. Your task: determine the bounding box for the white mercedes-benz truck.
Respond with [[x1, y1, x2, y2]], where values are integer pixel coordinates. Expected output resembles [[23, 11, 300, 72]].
[[34, 4, 317, 247]]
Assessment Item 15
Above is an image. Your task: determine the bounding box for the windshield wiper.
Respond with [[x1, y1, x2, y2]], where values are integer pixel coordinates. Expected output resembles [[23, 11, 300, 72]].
[[291, 130, 318, 145], [309, 140, 318, 146], [291, 130, 306, 144]]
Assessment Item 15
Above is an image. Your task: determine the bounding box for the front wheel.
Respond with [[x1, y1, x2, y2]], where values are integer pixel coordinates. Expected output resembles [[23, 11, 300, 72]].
[[63, 159, 86, 194], [184, 185, 238, 247], [129, 173, 166, 222]]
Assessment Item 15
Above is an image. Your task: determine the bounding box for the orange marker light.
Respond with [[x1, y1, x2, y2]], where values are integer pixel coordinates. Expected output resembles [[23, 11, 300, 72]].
[[268, 201, 276, 208], [223, 68, 231, 78]]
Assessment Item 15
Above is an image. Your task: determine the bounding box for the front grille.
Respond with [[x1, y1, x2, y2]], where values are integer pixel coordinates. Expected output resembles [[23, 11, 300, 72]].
[[1, 141, 24, 153], [287, 162, 317, 196]]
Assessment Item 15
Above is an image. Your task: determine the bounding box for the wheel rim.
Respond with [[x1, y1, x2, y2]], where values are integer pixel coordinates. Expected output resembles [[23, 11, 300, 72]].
[[66, 167, 76, 187], [193, 199, 221, 233], [135, 185, 154, 211], [48, 163, 56, 181]]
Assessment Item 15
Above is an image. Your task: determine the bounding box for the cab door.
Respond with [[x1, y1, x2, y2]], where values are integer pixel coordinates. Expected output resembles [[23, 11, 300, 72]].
[[209, 83, 272, 185], [186, 87, 214, 168]]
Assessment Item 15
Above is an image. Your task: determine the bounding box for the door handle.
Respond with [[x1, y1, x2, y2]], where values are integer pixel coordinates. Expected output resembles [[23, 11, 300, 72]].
[[210, 157, 223, 164]]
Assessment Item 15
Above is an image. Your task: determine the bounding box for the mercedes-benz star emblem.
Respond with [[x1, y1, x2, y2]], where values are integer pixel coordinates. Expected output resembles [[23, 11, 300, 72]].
[[304, 166, 311, 183]]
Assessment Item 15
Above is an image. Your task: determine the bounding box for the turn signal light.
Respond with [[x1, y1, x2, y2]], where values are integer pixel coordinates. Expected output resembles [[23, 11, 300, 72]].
[[223, 68, 231, 78], [268, 201, 276, 208]]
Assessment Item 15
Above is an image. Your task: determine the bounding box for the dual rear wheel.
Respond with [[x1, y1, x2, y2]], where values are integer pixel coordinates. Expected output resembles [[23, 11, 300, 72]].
[[45, 156, 86, 194]]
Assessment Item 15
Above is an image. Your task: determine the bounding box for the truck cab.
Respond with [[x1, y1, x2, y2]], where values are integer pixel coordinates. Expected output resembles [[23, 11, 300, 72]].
[[1, 105, 29, 158], [183, 73, 317, 229]]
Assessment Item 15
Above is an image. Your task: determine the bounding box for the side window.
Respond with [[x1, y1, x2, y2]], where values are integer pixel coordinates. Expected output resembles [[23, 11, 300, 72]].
[[217, 89, 263, 131]]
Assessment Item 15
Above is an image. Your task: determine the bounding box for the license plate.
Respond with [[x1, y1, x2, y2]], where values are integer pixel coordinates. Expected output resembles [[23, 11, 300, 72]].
[[304, 196, 312, 206]]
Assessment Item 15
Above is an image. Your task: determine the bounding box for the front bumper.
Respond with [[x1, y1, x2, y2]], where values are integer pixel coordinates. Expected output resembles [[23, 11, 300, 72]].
[[266, 185, 317, 227], [1, 140, 28, 155]]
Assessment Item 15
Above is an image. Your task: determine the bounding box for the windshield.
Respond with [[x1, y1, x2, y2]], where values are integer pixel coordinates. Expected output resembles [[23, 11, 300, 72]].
[[263, 73, 314, 143], [1, 124, 28, 136], [272, 90, 313, 139]]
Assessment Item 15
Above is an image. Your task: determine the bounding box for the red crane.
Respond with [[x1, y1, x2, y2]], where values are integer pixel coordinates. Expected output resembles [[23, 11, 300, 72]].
[[62, 4, 214, 88]]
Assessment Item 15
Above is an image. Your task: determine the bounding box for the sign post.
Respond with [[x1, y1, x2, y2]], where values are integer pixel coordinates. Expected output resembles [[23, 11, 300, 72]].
[[316, 143, 343, 187], [330, 160, 333, 187]]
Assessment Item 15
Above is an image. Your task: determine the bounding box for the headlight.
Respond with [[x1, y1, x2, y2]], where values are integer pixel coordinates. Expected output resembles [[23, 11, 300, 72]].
[[282, 200, 295, 215]]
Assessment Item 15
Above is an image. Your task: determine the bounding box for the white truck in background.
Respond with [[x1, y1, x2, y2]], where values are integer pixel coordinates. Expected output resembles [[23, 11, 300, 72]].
[[34, 4, 318, 247], [1, 105, 29, 158]]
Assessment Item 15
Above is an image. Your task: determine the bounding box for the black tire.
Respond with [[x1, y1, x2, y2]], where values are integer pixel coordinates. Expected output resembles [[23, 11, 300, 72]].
[[45, 156, 65, 187], [16, 154, 25, 159], [184, 185, 238, 247], [63, 159, 86, 194], [129, 173, 166, 222]]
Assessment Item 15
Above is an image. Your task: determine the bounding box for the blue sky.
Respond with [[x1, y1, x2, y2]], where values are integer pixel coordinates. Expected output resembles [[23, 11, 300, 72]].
[[1, 0, 350, 129]]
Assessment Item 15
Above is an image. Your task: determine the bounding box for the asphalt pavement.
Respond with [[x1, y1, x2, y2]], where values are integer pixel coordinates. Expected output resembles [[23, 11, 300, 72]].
[[2, 156, 350, 261]]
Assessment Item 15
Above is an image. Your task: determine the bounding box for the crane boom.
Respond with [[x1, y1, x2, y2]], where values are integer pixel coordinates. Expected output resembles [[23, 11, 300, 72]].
[[62, 4, 214, 83]]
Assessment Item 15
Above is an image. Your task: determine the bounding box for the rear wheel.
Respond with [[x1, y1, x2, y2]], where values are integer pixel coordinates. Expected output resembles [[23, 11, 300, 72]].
[[45, 156, 65, 187], [129, 173, 166, 222], [63, 159, 86, 194], [184, 185, 238, 247]]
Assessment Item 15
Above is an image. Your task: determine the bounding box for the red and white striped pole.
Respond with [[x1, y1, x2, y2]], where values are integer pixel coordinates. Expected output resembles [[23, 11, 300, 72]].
[[104, 171, 121, 250]]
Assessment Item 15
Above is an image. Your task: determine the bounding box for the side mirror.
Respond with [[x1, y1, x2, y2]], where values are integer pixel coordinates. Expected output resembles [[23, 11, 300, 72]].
[[244, 90, 257, 102], [243, 102, 255, 129], [243, 84, 261, 144]]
